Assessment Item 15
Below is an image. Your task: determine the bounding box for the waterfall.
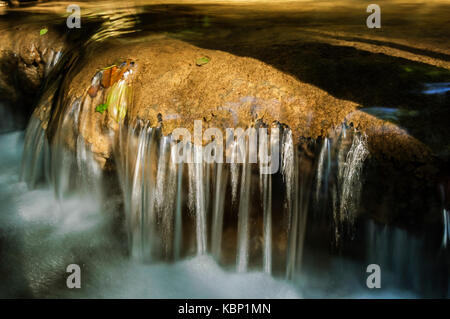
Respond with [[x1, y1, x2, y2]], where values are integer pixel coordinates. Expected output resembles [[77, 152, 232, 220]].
[[259, 131, 273, 274], [282, 129, 299, 278], [174, 162, 184, 260], [284, 147, 298, 278], [20, 116, 49, 188], [282, 129, 295, 229], [261, 172, 272, 274], [187, 144, 207, 255], [155, 137, 169, 212], [338, 133, 369, 227], [439, 183, 450, 249], [230, 141, 240, 205], [21, 107, 374, 277], [236, 151, 252, 272], [116, 123, 182, 260], [44, 50, 63, 76], [313, 129, 369, 244], [284, 131, 312, 279], [158, 137, 177, 256], [443, 209, 450, 248], [21, 98, 102, 198], [315, 137, 330, 202], [211, 162, 227, 260], [195, 156, 207, 255]]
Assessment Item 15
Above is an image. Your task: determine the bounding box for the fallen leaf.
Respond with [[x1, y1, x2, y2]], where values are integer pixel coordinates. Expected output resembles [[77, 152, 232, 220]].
[[95, 103, 108, 114], [196, 56, 210, 66], [40, 28, 48, 36]]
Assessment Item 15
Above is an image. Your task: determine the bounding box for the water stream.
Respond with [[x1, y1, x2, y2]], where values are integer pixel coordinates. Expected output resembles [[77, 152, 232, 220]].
[[1, 0, 449, 299]]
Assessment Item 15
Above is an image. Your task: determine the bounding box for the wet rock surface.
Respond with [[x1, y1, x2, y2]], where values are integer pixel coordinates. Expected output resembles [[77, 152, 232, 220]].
[[33, 37, 434, 170], [0, 12, 74, 133]]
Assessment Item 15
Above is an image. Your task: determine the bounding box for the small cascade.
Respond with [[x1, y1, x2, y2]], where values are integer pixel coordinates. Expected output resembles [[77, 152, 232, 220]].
[[211, 162, 227, 260], [157, 137, 177, 256], [315, 137, 330, 202], [174, 162, 184, 259], [282, 129, 295, 228], [236, 139, 252, 272], [313, 126, 370, 244], [44, 50, 63, 76], [261, 171, 272, 274], [338, 133, 369, 227], [259, 131, 273, 274], [190, 147, 207, 255], [21, 98, 102, 199], [16, 43, 376, 277], [283, 129, 298, 279], [443, 209, 450, 248], [6, 4, 450, 299], [20, 116, 49, 188], [49, 98, 103, 200], [116, 123, 155, 260], [284, 132, 314, 279], [185, 142, 209, 256], [21, 107, 374, 278], [230, 141, 240, 205], [439, 183, 450, 249]]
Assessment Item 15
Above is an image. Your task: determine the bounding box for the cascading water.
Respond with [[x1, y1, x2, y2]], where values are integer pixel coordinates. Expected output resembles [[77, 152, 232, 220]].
[[338, 133, 369, 228], [110, 118, 377, 280], [315, 137, 330, 203], [21, 98, 103, 200], [20, 103, 375, 274], [439, 183, 450, 249], [2, 0, 449, 300], [259, 128, 274, 274], [236, 137, 252, 272], [11, 61, 448, 296], [211, 162, 227, 260], [312, 124, 369, 244], [13, 105, 450, 297], [443, 209, 450, 248]]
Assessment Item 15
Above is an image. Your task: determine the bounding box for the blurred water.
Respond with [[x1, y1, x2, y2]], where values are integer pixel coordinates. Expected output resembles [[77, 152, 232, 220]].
[[2, 130, 442, 298], [422, 82, 450, 95], [0, 130, 303, 298]]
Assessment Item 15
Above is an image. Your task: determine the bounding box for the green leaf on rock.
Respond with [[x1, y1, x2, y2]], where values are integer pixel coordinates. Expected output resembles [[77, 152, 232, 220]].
[[196, 57, 210, 66], [95, 103, 108, 114], [40, 28, 48, 36]]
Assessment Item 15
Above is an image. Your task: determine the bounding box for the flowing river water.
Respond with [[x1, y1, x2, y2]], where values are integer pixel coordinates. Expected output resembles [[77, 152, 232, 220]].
[[0, 0, 449, 298]]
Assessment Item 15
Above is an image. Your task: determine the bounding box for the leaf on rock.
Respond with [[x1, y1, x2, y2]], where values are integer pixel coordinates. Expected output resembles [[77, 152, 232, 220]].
[[196, 56, 210, 66], [40, 28, 48, 36], [95, 103, 108, 114]]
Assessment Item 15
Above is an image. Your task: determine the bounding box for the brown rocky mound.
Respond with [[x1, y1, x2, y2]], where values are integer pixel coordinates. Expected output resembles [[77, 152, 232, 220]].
[[30, 36, 432, 169], [0, 21, 66, 110]]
